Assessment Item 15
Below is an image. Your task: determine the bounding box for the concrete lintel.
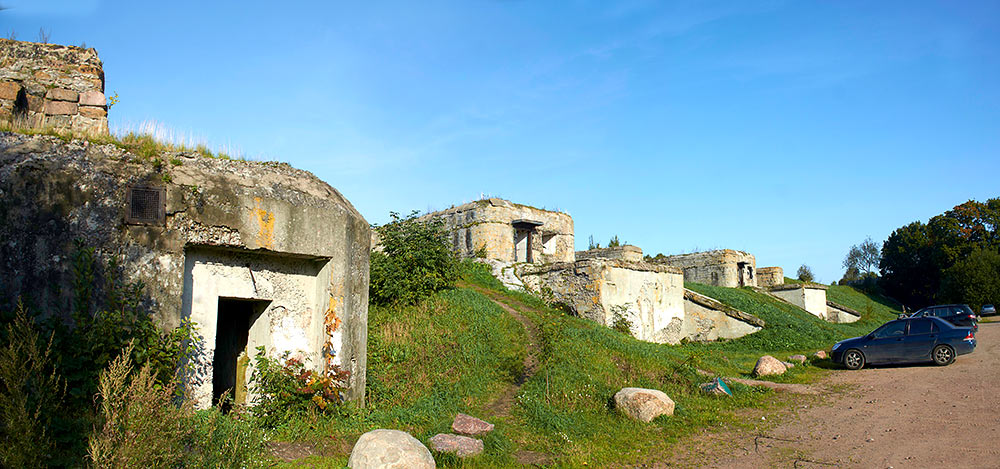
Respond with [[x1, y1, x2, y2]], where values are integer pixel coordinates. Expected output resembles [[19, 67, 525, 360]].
[[827, 300, 861, 317]]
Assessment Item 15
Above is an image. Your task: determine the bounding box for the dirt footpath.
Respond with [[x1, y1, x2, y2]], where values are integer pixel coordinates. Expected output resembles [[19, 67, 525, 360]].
[[704, 321, 1000, 468]]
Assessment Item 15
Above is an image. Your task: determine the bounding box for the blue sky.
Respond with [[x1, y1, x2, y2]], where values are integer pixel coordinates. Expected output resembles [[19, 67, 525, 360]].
[[4, 0, 999, 283]]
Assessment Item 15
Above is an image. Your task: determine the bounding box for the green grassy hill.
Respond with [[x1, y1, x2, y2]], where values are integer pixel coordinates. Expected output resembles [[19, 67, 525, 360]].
[[271, 267, 901, 467]]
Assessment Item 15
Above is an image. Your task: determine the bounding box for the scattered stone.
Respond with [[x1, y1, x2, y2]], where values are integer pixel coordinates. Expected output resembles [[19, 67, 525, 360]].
[[45, 88, 79, 102], [614, 387, 675, 422], [813, 350, 828, 359], [451, 413, 494, 436], [753, 355, 787, 376], [788, 354, 807, 364], [348, 429, 435, 469], [700, 378, 732, 397], [782, 361, 796, 368], [428, 433, 483, 458], [79, 90, 106, 106]]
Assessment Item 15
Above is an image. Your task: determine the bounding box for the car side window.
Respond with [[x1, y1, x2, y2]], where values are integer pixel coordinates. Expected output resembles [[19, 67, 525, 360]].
[[874, 321, 906, 338], [908, 319, 933, 335], [934, 308, 949, 317]]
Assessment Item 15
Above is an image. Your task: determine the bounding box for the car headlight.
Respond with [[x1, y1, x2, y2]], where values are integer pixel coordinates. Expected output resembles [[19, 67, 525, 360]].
[[832, 342, 842, 351]]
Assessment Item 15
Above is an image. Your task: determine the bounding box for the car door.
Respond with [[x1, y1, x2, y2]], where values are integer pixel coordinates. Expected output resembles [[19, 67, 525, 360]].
[[902, 318, 938, 361], [866, 320, 908, 363]]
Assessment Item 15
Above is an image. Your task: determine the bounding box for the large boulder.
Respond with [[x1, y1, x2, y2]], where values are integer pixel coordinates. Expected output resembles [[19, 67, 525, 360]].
[[451, 413, 494, 436], [348, 429, 435, 469], [428, 434, 484, 458], [753, 355, 787, 376], [614, 387, 675, 422]]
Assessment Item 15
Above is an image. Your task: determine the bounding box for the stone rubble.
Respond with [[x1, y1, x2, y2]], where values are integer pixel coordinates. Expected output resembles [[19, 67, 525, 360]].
[[428, 433, 484, 458], [348, 429, 435, 469], [753, 355, 788, 376], [452, 413, 494, 436], [614, 387, 675, 422]]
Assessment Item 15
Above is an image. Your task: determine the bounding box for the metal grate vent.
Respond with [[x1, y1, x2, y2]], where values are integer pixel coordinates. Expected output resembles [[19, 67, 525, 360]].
[[125, 186, 165, 225]]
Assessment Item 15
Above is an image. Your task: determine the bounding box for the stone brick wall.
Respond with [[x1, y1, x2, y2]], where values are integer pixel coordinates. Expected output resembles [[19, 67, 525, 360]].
[[757, 266, 784, 287], [653, 249, 757, 288], [576, 245, 643, 262], [0, 39, 108, 136], [420, 198, 575, 264]]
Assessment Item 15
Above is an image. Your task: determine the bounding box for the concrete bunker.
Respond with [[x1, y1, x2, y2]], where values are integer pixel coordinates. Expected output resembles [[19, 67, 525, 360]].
[[519, 246, 764, 344], [0, 130, 371, 408], [420, 198, 574, 265], [766, 283, 858, 323], [652, 249, 757, 288]]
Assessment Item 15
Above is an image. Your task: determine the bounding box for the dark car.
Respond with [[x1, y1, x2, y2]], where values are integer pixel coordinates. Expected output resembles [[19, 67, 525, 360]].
[[831, 316, 976, 370], [982, 304, 996, 317], [908, 304, 978, 331]]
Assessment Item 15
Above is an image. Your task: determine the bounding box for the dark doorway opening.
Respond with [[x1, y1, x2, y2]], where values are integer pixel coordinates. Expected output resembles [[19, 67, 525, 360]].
[[213, 298, 269, 409]]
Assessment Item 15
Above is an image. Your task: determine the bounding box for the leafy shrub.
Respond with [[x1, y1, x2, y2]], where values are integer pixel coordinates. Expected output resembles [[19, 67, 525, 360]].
[[0, 306, 66, 468], [369, 211, 458, 305], [249, 347, 350, 428], [185, 408, 269, 469], [796, 264, 815, 283]]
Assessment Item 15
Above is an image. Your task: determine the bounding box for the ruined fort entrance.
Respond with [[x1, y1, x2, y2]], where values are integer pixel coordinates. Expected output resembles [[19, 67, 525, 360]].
[[182, 247, 331, 409], [213, 298, 269, 407], [512, 219, 543, 263]]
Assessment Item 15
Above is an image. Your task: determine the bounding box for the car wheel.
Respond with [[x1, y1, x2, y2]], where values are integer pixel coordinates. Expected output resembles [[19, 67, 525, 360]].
[[932, 345, 955, 366], [844, 349, 865, 370]]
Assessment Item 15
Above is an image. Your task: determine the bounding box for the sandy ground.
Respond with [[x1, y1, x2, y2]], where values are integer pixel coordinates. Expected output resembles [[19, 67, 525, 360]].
[[677, 321, 1000, 469]]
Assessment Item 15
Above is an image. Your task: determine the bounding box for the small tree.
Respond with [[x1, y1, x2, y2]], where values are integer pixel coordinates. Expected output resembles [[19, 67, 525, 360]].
[[607, 235, 622, 248], [369, 211, 458, 306], [797, 264, 815, 283]]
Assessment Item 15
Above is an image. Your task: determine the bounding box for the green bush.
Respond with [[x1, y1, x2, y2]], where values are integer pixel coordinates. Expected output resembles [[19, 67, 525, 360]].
[[369, 211, 459, 305], [185, 409, 269, 468], [248, 347, 350, 428]]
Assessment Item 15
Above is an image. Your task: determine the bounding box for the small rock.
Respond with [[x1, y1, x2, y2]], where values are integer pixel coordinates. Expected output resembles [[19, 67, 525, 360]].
[[614, 387, 675, 422], [813, 350, 828, 359], [782, 361, 796, 368], [452, 413, 494, 436], [788, 354, 807, 364], [429, 433, 483, 458], [866, 437, 875, 442], [348, 429, 435, 469], [753, 355, 787, 376]]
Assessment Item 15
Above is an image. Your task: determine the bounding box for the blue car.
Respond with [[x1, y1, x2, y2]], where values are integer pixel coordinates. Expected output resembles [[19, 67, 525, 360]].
[[831, 316, 976, 370]]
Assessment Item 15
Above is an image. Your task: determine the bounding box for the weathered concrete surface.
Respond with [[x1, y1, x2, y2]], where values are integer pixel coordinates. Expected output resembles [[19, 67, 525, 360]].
[[0, 132, 370, 407], [682, 289, 764, 341], [576, 245, 642, 263], [0, 39, 108, 136], [419, 198, 574, 265], [519, 258, 686, 343], [768, 283, 830, 320], [348, 429, 435, 469], [651, 249, 757, 288], [756, 266, 784, 288], [827, 301, 862, 323]]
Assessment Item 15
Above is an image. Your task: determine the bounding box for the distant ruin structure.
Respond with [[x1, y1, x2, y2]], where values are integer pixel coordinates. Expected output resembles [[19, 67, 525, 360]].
[[756, 266, 784, 288], [0, 39, 109, 136], [653, 250, 757, 288], [420, 198, 574, 265], [767, 284, 859, 323], [519, 246, 764, 344]]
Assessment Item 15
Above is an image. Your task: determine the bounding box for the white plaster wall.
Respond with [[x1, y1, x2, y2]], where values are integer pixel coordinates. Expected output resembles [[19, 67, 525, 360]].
[[803, 288, 828, 318], [599, 267, 684, 343], [182, 248, 327, 409]]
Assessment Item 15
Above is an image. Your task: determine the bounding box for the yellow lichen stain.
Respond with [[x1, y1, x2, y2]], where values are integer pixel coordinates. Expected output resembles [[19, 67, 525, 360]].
[[326, 295, 343, 336], [252, 197, 275, 249]]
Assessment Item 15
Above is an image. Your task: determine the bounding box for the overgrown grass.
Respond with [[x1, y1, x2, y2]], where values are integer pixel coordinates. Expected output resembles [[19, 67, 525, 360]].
[[261, 264, 909, 467]]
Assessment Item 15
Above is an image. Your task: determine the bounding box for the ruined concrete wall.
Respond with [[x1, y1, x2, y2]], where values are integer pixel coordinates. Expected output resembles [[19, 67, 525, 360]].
[[827, 302, 861, 324], [576, 245, 642, 263], [518, 259, 689, 343], [653, 250, 757, 288], [757, 266, 784, 288], [0, 39, 108, 136], [682, 289, 763, 341], [0, 132, 369, 405], [421, 198, 574, 264], [768, 284, 829, 320]]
